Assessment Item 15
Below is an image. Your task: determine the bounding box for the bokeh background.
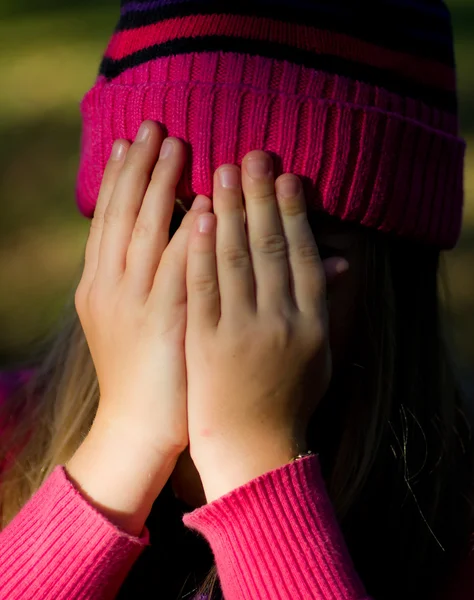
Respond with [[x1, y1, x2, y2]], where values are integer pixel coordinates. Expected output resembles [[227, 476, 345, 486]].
[[0, 1, 473, 388]]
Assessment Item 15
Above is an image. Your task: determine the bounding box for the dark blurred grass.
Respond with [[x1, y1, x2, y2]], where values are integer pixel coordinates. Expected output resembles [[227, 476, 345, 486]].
[[0, 1, 473, 374], [0, 0, 115, 15]]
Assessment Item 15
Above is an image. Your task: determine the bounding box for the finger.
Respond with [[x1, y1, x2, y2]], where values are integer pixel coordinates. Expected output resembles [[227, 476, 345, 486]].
[[81, 140, 129, 289], [150, 194, 212, 309], [274, 174, 325, 316], [187, 213, 220, 331], [96, 120, 165, 286], [213, 165, 255, 319], [124, 137, 187, 297], [323, 257, 349, 285], [241, 151, 292, 313]]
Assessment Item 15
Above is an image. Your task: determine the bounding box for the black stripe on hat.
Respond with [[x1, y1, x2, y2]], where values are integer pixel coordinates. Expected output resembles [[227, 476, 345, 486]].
[[117, 0, 455, 66], [99, 35, 458, 113]]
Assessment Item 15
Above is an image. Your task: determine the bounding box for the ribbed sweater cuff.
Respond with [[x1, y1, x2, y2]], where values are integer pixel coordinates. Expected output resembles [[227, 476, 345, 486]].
[[0, 465, 149, 600], [183, 455, 368, 600]]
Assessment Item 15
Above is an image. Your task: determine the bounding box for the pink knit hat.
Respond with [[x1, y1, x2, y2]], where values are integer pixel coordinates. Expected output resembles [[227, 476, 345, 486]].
[[76, 0, 465, 249]]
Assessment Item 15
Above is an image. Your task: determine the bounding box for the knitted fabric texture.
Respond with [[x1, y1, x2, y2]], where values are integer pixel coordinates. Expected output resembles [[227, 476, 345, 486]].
[[76, 0, 465, 249]]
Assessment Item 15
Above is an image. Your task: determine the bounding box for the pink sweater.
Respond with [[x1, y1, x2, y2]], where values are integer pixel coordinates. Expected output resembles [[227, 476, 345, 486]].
[[0, 370, 472, 599]]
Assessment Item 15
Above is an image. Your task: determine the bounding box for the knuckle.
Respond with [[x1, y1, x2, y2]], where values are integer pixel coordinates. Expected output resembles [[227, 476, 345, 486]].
[[271, 316, 293, 348], [90, 211, 105, 231], [104, 202, 123, 226], [132, 219, 156, 240], [293, 242, 320, 264], [121, 157, 146, 180], [278, 195, 305, 218], [248, 189, 276, 206], [192, 273, 218, 296], [254, 233, 287, 257], [221, 245, 250, 269]]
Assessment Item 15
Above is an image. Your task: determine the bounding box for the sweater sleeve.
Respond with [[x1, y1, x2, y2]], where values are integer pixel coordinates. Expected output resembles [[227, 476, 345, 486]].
[[182, 454, 370, 600], [0, 369, 150, 599], [0, 465, 150, 600]]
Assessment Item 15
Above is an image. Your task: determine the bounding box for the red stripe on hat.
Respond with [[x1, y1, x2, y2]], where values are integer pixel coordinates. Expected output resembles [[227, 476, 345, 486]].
[[105, 13, 455, 92]]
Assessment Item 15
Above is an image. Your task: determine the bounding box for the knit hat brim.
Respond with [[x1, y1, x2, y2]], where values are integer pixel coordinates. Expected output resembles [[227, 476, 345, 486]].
[[77, 52, 465, 249]]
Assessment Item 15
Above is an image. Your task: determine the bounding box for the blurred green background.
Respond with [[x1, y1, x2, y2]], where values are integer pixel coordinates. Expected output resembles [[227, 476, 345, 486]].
[[0, 1, 473, 384]]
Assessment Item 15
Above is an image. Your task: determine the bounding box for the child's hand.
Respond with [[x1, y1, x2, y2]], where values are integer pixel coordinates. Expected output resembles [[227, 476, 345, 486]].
[[185, 151, 346, 502], [75, 121, 211, 465]]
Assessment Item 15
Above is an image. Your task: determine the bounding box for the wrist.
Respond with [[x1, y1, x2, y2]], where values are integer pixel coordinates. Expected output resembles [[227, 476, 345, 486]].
[[194, 435, 308, 503], [66, 416, 180, 537], [92, 407, 183, 466]]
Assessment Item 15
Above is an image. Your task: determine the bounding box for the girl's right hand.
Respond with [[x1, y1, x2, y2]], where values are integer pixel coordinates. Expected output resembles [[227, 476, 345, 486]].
[[68, 121, 211, 535]]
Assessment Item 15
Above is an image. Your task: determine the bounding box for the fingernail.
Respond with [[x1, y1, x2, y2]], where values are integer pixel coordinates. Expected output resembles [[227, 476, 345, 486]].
[[246, 155, 272, 179], [278, 176, 301, 198], [198, 214, 215, 234], [136, 122, 151, 143], [219, 167, 240, 189], [111, 141, 126, 161], [160, 139, 173, 159]]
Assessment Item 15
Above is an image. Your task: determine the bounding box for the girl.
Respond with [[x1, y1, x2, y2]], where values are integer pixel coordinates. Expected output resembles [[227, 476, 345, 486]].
[[0, 1, 473, 599]]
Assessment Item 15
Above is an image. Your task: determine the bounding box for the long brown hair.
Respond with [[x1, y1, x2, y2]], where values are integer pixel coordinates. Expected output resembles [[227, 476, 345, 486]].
[[0, 219, 473, 600]]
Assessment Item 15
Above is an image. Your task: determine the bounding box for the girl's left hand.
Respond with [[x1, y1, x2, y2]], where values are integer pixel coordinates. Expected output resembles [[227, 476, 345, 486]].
[[185, 150, 347, 503]]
